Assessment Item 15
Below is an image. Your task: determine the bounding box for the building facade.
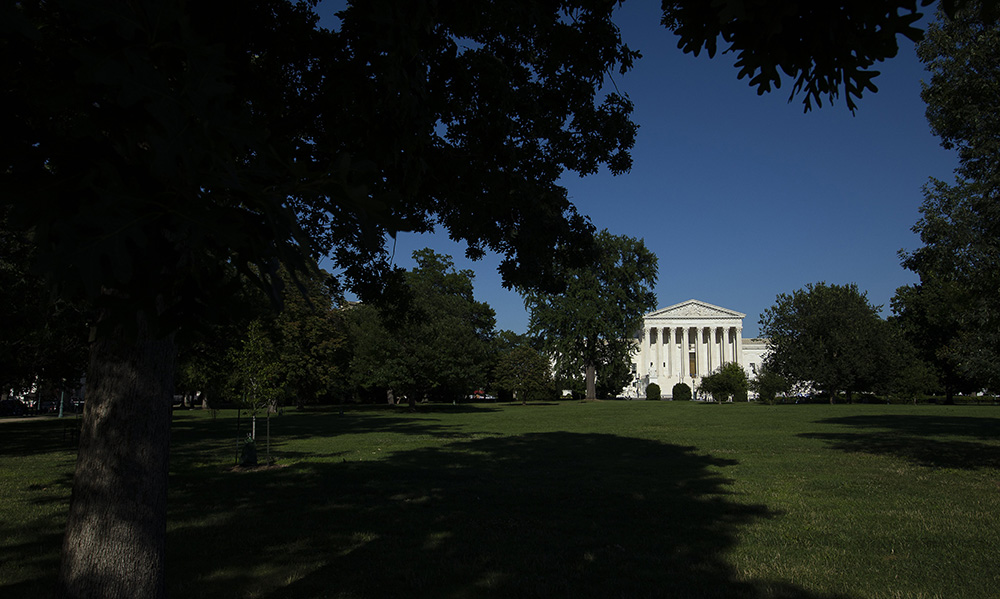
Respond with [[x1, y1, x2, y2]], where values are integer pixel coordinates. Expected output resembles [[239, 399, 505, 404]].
[[627, 299, 768, 399]]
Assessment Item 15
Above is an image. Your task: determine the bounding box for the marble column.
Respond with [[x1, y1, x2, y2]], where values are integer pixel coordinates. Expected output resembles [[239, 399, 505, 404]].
[[680, 326, 688, 380], [694, 326, 702, 378], [641, 327, 650, 378], [736, 328, 743, 367], [720, 327, 727, 365], [663, 326, 671, 377], [704, 327, 711, 376], [710, 327, 726, 370], [705, 327, 713, 373], [703, 327, 711, 375], [657, 327, 664, 379], [723, 327, 729, 367], [719, 327, 728, 365], [649, 327, 655, 379]]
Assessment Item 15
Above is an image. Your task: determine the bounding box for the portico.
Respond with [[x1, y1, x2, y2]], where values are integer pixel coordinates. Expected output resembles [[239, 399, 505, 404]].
[[630, 299, 747, 398]]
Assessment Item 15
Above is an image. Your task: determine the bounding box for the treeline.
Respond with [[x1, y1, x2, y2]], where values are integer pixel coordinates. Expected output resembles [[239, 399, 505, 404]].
[[180, 229, 658, 408], [0, 241, 549, 408], [177, 249, 560, 409], [2, 232, 657, 409]]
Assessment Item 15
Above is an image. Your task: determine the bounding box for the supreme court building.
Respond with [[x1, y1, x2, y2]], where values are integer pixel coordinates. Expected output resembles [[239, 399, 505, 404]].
[[627, 299, 768, 399]]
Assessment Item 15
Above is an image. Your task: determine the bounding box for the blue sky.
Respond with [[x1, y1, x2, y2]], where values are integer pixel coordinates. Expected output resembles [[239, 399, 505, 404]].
[[321, 2, 956, 337]]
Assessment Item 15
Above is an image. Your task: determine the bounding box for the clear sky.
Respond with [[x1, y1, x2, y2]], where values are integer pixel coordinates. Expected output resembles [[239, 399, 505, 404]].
[[321, 2, 957, 337]]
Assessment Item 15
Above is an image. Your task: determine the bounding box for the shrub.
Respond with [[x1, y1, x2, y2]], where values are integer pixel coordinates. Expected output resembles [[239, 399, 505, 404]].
[[645, 383, 661, 400], [700, 363, 749, 403], [672, 382, 692, 401], [750, 368, 789, 405]]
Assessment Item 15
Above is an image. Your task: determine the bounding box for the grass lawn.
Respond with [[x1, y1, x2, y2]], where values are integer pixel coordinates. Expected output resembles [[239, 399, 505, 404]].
[[2, 401, 999, 598]]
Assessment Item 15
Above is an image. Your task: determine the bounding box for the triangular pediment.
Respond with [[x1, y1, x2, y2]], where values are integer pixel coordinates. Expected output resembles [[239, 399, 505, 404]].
[[646, 299, 745, 320]]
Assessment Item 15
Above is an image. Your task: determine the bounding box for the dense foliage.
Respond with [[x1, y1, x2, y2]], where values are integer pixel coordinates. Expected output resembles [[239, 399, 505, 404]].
[[346, 250, 495, 406], [749, 365, 791, 405], [894, 2, 1000, 394], [174, 264, 348, 409], [760, 283, 898, 402], [493, 344, 554, 404], [698, 362, 749, 403], [524, 230, 658, 400], [0, 226, 88, 396], [661, 0, 1000, 112]]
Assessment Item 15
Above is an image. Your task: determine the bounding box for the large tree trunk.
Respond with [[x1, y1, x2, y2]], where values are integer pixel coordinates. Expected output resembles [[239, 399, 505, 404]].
[[58, 311, 176, 599], [585, 363, 596, 400]]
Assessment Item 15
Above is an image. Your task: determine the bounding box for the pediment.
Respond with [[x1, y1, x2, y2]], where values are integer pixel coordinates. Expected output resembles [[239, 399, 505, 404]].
[[646, 299, 745, 320]]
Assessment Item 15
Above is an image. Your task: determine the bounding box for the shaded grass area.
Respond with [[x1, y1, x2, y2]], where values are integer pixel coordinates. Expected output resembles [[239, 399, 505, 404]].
[[2, 403, 998, 598], [0, 417, 78, 595]]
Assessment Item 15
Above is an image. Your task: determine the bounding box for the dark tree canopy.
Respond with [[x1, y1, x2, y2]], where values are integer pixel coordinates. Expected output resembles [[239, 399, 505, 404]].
[[3, 3, 636, 593], [663, 0, 1000, 112], [0, 225, 89, 394]]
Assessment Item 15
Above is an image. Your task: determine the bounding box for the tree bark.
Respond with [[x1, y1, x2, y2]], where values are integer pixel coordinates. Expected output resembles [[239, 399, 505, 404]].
[[57, 311, 176, 599], [585, 363, 596, 400]]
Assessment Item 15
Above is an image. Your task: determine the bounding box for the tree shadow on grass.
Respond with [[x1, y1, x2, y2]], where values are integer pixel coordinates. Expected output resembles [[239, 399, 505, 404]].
[[168, 407, 523, 472], [171, 407, 482, 444], [801, 415, 1000, 470], [166, 432, 845, 599], [0, 417, 83, 457], [0, 522, 66, 596]]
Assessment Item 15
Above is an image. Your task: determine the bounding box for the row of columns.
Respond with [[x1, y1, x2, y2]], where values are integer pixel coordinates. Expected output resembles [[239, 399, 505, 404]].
[[641, 325, 742, 383]]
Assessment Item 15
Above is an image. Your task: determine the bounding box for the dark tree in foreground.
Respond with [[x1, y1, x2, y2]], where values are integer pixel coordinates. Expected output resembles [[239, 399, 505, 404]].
[[2, 0, 989, 596], [524, 231, 658, 400], [760, 283, 897, 402], [5, 2, 634, 595], [661, 0, 1000, 111]]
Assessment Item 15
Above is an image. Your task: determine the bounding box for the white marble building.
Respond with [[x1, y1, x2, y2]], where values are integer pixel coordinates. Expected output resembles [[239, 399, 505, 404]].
[[626, 299, 768, 399]]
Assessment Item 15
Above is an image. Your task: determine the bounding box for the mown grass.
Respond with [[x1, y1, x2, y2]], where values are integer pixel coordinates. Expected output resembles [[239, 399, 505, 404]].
[[1, 402, 998, 598]]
